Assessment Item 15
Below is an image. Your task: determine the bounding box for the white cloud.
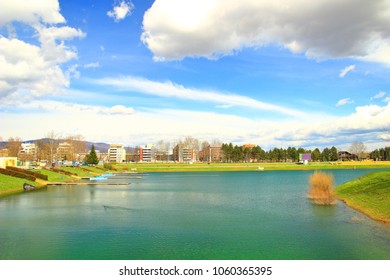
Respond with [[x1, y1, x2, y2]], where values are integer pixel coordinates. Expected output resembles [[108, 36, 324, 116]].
[[370, 91, 386, 100], [0, 97, 134, 117], [336, 98, 354, 107], [0, 0, 65, 26], [91, 76, 306, 117], [215, 104, 234, 109], [339, 65, 355, 78], [107, 1, 134, 22], [0, 0, 84, 99], [383, 97, 390, 103], [1, 98, 389, 150], [0, 37, 69, 97], [84, 62, 100, 69], [142, 0, 390, 65], [103, 105, 135, 115]]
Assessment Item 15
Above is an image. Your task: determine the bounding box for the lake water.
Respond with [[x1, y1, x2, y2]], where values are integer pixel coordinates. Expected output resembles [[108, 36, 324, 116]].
[[0, 170, 389, 260]]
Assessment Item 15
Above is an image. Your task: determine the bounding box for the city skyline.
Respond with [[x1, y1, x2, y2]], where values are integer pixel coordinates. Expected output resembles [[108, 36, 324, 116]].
[[1, 0, 390, 151]]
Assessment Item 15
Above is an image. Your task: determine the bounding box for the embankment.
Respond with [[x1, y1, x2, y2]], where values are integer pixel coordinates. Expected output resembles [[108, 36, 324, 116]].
[[336, 170, 390, 225]]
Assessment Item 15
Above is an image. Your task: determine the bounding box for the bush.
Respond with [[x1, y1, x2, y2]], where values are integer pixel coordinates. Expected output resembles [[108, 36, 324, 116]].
[[104, 163, 113, 170], [0, 168, 36, 181], [307, 171, 336, 205], [47, 167, 77, 176], [6, 166, 48, 180], [103, 163, 117, 171]]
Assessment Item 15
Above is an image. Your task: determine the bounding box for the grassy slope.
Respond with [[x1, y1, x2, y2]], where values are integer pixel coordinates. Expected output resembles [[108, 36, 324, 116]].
[[336, 170, 390, 224], [116, 161, 390, 172], [0, 166, 109, 197], [33, 169, 75, 182], [0, 174, 42, 196]]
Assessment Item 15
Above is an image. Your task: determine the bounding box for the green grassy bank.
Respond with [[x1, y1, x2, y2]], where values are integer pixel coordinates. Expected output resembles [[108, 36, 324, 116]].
[[0, 166, 107, 197], [0, 174, 43, 196], [114, 161, 390, 172], [336, 170, 390, 225]]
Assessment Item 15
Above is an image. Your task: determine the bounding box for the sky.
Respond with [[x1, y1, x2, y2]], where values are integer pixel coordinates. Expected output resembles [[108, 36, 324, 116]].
[[0, 0, 390, 151]]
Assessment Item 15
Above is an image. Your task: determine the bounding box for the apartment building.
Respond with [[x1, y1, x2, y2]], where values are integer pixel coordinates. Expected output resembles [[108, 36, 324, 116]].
[[140, 144, 155, 162], [198, 145, 222, 162], [108, 144, 126, 163], [19, 142, 37, 160], [173, 144, 195, 163], [56, 142, 73, 160]]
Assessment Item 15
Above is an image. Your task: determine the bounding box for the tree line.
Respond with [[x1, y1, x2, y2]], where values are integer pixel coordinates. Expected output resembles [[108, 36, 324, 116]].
[[370, 147, 390, 161], [220, 143, 339, 163]]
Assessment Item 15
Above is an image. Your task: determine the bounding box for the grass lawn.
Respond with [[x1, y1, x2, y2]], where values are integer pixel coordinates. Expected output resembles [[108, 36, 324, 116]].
[[0, 174, 42, 196], [116, 161, 390, 173], [336, 170, 390, 224], [31, 169, 75, 182]]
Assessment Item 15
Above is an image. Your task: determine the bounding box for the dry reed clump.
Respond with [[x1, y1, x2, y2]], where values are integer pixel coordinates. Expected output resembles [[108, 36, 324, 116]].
[[307, 171, 336, 206]]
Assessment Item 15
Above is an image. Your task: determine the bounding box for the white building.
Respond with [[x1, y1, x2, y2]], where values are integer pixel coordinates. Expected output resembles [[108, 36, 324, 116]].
[[108, 144, 126, 163], [19, 142, 37, 160], [140, 144, 155, 162], [0, 157, 17, 169]]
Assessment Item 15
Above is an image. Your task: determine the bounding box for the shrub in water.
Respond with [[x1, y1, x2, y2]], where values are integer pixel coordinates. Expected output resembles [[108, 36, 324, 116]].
[[308, 171, 336, 205]]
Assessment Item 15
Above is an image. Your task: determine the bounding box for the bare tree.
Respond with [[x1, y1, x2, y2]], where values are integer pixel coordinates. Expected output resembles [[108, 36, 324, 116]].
[[349, 141, 367, 160], [6, 137, 22, 157], [211, 139, 223, 147], [46, 130, 59, 163], [183, 136, 200, 160], [156, 140, 165, 161], [65, 134, 87, 161]]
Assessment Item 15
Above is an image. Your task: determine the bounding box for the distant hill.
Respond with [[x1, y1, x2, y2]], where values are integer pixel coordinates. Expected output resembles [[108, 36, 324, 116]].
[[0, 139, 111, 152], [85, 142, 110, 152]]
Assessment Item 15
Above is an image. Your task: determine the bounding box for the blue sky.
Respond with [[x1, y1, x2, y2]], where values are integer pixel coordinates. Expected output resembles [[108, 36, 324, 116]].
[[0, 0, 390, 150]]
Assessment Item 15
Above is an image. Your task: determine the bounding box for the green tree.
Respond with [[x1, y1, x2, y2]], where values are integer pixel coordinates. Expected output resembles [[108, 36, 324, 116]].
[[322, 147, 330, 161], [86, 144, 99, 165], [287, 147, 297, 162], [232, 145, 244, 162], [330, 146, 338, 161], [252, 146, 266, 161], [311, 148, 321, 161]]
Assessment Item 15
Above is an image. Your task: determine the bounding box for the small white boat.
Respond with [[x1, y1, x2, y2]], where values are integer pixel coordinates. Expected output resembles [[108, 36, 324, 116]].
[[90, 176, 107, 181]]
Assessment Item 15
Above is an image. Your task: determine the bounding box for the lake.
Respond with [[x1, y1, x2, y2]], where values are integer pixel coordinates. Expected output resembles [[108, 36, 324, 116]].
[[0, 169, 389, 260]]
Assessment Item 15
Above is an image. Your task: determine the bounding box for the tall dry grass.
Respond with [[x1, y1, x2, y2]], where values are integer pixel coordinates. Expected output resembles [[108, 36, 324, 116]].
[[307, 171, 336, 205]]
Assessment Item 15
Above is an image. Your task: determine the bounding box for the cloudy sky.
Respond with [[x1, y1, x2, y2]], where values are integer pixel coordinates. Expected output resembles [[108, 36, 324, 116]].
[[0, 0, 389, 150]]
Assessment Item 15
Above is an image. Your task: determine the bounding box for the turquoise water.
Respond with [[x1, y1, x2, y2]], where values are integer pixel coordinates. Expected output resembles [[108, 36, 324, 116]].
[[0, 170, 389, 260]]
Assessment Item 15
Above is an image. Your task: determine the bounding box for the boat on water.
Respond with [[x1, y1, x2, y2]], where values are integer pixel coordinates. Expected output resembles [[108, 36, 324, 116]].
[[90, 176, 107, 181], [101, 173, 115, 177]]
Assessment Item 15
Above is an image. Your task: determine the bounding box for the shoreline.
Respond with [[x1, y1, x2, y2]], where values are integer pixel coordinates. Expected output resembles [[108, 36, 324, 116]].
[[335, 170, 390, 227], [338, 198, 390, 227], [2, 167, 390, 227]]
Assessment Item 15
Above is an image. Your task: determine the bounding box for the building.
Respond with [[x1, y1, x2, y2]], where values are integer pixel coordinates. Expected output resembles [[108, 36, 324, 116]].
[[139, 144, 155, 162], [0, 157, 17, 169], [173, 144, 195, 163], [299, 153, 311, 164], [19, 142, 37, 160], [198, 145, 222, 162], [338, 151, 358, 161], [107, 144, 126, 163], [242, 144, 256, 150], [56, 142, 73, 160]]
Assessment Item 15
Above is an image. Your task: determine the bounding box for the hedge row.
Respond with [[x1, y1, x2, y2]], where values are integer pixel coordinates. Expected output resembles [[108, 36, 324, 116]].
[[95, 166, 107, 171], [78, 167, 93, 172], [6, 166, 48, 180], [47, 167, 77, 176], [0, 168, 36, 181]]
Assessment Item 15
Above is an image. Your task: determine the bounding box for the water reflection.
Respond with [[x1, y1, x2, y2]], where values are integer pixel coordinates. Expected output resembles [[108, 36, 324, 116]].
[[0, 170, 389, 260]]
